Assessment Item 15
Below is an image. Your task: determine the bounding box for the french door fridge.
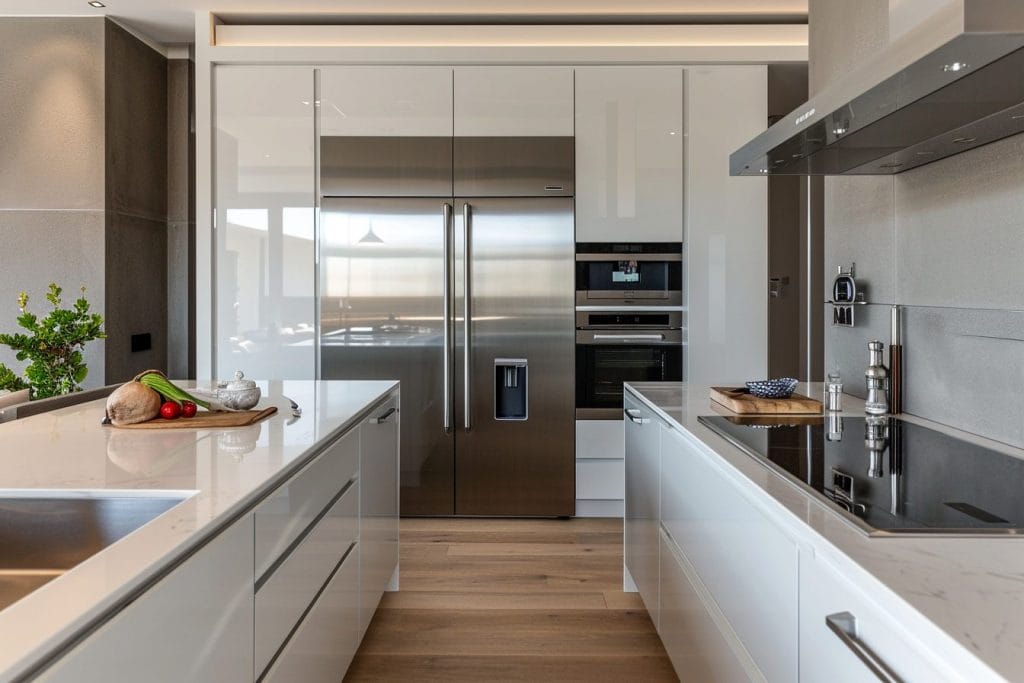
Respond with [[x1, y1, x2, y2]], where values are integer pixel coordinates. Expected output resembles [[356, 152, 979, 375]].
[[320, 136, 575, 516]]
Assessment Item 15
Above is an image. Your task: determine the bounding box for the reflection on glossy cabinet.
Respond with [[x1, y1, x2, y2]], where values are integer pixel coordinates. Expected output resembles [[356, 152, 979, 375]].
[[575, 67, 683, 242], [320, 67, 453, 137], [623, 394, 661, 626], [359, 394, 400, 636], [454, 67, 574, 137], [37, 515, 255, 683], [213, 66, 316, 380]]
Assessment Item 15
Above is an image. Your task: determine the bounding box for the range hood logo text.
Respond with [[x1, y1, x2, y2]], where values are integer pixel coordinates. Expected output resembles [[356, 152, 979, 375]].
[[795, 108, 816, 126]]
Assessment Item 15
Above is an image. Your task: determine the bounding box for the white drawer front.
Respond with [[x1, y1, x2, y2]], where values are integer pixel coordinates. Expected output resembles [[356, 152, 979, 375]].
[[254, 428, 359, 578], [263, 545, 360, 683], [576, 459, 624, 500], [800, 552, 960, 683], [255, 481, 359, 676], [659, 528, 754, 683], [660, 426, 798, 682], [576, 419, 625, 460]]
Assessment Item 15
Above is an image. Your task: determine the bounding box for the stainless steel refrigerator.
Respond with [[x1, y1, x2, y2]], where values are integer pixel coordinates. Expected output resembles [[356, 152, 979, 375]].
[[320, 136, 575, 516]]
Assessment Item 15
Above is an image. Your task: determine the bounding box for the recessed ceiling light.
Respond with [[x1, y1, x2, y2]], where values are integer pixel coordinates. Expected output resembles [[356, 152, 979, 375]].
[[943, 62, 968, 73], [833, 126, 848, 136], [88, 1, 106, 7]]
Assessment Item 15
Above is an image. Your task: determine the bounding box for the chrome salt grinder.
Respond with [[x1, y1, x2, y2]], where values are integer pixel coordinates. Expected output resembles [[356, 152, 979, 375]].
[[864, 340, 889, 416]]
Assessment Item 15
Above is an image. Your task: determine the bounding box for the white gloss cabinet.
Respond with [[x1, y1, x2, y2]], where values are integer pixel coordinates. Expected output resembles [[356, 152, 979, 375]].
[[799, 551, 952, 683], [660, 425, 798, 683], [574, 67, 683, 242], [576, 419, 626, 517], [213, 66, 316, 381], [358, 395, 400, 636], [623, 393, 661, 626], [658, 527, 753, 682], [263, 546, 360, 683], [37, 515, 255, 683], [454, 67, 574, 137], [319, 67, 453, 137]]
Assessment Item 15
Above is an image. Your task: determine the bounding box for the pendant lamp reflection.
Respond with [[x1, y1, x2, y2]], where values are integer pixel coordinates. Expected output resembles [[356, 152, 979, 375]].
[[358, 219, 384, 244]]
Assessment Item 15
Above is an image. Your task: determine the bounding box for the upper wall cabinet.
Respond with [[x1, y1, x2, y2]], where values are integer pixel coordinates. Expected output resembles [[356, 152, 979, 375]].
[[454, 67, 574, 137], [213, 66, 316, 380], [320, 67, 453, 137], [575, 67, 683, 243]]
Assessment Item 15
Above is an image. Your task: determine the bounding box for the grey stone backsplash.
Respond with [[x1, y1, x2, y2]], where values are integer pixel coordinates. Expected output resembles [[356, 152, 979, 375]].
[[827, 303, 1024, 449]]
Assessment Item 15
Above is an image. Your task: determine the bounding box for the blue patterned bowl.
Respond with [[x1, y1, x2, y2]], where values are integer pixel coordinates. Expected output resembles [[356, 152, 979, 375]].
[[746, 378, 799, 399]]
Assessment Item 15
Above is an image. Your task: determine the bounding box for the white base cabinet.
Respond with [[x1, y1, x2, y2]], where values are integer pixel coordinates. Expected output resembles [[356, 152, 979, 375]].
[[625, 386, 986, 683], [799, 551, 952, 683], [38, 515, 256, 683], [658, 527, 754, 682], [263, 545, 361, 683], [624, 394, 661, 626], [38, 388, 400, 683]]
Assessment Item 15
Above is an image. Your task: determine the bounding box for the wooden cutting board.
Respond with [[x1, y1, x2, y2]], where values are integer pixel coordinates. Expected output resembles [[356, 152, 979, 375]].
[[710, 387, 822, 415], [110, 406, 278, 429]]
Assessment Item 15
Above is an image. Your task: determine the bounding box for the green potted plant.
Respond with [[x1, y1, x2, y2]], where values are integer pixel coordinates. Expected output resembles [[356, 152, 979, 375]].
[[0, 284, 106, 400]]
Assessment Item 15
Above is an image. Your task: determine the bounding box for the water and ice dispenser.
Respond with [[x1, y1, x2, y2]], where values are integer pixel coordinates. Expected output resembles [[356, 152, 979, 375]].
[[494, 358, 528, 421]]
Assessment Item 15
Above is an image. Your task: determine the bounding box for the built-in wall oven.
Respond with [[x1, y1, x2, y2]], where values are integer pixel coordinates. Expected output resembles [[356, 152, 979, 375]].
[[575, 243, 684, 420], [575, 242, 683, 307]]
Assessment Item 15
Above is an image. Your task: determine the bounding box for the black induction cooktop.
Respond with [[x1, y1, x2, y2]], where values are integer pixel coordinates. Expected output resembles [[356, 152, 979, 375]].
[[698, 414, 1024, 536]]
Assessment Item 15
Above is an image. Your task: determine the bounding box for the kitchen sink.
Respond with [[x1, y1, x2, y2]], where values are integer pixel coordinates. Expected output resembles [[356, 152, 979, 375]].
[[0, 491, 193, 611]]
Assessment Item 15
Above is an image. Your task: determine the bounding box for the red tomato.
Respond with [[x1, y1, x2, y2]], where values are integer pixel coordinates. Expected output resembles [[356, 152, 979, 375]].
[[160, 401, 181, 420], [181, 401, 198, 418]]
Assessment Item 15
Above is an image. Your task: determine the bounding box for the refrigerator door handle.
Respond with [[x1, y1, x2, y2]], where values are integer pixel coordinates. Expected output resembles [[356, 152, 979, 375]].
[[463, 201, 472, 432], [443, 202, 453, 433]]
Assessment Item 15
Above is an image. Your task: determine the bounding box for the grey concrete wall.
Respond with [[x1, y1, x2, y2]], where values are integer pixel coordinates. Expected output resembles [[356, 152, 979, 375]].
[[104, 21, 168, 383], [167, 58, 195, 380], [0, 18, 107, 388], [812, 0, 1024, 448]]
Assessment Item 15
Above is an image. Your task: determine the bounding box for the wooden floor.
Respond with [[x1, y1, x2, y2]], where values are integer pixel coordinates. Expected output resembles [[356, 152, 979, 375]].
[[344, 518, 677, 682]]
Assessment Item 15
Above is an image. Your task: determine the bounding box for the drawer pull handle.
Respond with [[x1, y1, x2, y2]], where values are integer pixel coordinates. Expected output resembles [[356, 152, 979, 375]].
[[624, 408, 650, 424], [370, 407, 398, 424], [825, 612, 904, 683]]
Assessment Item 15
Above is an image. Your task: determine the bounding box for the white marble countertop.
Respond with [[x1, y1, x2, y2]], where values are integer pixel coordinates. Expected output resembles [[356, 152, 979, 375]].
[[627, 381, 1023, 683], [0, 379, 398, 682]]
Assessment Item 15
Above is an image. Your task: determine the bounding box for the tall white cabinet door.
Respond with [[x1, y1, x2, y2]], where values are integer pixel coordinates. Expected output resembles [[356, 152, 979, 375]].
[[214, 66, 315, 380], [38, 515, 255, 683], [575, 67, 683, 243], [320, 67, 453, 136], [454, 67, 574, 137], [684, 66, 768, 385]]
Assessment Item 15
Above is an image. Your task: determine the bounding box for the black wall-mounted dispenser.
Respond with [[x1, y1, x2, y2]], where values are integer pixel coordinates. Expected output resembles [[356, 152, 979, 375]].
[[494, 358, 528, 421]]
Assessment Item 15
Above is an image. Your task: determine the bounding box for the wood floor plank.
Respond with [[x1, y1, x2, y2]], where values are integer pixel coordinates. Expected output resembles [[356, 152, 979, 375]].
[[399, 557, 623, 593], [345, 654, 678, 682], [356, 608, 665, 657], [380, 590, 609, 610], [445, 542, 621, 557]]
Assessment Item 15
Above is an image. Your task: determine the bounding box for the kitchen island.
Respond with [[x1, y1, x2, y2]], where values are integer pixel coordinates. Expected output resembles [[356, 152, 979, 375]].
[[0, 379, 399, 683], [625, 381, 1023, 682]]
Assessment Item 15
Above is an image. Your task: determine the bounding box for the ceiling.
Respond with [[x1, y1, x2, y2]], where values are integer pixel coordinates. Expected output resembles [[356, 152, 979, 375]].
[[0, 0, 808, 45]]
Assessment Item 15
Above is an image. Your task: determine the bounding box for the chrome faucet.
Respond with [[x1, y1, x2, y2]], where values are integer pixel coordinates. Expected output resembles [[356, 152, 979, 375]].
[[864, 340, 889, 416]]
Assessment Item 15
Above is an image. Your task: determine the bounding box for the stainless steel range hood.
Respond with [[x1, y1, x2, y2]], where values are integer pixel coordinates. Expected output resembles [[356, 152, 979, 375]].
[[731, 0, 1024, 176]]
